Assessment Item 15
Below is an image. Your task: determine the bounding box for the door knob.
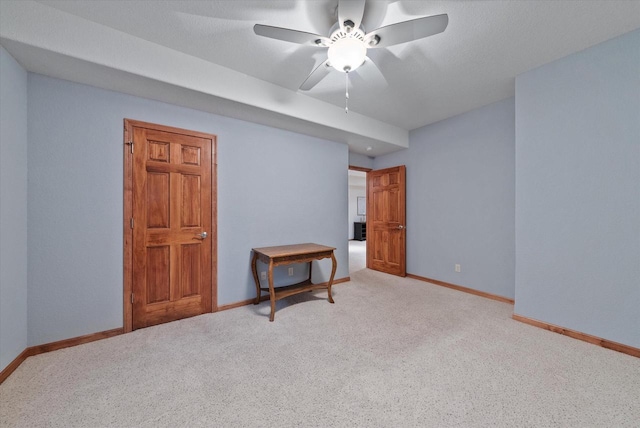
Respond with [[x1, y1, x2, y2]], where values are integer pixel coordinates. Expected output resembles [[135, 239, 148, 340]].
[[197, 231, 208, 239], [398, 225, 405, 230]]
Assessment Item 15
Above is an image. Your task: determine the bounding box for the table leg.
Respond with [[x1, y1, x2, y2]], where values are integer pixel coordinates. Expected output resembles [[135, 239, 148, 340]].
[[268, 260, 276, 322], [251, 252, 261, 304], [327, 251, 337, 304]]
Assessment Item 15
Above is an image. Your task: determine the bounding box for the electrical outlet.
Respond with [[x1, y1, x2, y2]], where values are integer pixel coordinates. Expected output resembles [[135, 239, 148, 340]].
[[260, 271, 266, 280], [288, 267, 294, 276], [455, 264, 461, 273]]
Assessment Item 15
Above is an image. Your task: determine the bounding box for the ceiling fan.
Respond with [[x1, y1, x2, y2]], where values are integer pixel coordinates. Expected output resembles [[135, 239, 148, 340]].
[[253, 0, 448, 103]]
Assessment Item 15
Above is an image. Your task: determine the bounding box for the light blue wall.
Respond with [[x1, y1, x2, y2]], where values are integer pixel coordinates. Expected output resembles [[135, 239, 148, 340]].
[[515, 30, 640, 347], [348, 152, 374, 170], [27, 74, 348, 346], [374, 98, 516, 299], [0, 46, 28, 371]]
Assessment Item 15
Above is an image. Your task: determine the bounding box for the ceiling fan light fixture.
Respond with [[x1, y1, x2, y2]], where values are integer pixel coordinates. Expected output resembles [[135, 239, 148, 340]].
[[253, 1, 449, 92], [327, 37, 367, 72]]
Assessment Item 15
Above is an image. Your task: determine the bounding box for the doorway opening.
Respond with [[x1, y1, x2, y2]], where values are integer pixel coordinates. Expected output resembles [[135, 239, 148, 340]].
[[348, 166, 370, 274]]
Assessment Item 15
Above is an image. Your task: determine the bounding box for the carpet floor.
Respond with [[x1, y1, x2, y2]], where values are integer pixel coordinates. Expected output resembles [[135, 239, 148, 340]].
[[1, 269, 639, 427]]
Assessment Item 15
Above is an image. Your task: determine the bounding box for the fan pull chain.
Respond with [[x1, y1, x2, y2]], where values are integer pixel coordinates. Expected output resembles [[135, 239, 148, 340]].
[[345, 71, 349, 113]]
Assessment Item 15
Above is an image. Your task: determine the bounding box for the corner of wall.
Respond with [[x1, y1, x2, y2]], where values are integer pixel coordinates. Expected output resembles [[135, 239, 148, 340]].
[[0, 45, 29, 372]]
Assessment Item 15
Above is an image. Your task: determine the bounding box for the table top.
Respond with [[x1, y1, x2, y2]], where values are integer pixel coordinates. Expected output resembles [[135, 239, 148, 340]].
[[252, 243, 336, 258]]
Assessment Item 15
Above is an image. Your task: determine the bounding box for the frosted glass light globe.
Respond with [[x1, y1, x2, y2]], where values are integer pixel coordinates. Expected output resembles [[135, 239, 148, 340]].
[[327, 38, 366, 72]]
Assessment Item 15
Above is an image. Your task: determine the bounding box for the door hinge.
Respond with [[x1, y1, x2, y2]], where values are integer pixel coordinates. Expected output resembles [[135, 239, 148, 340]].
[[130, 218, 134, 229], [131, 293, 134, 304], [125, 141, 134, 153]]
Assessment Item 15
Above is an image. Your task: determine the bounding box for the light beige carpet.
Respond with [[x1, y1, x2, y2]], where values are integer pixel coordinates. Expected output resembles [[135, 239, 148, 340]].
[[1, 269, 639, 427]]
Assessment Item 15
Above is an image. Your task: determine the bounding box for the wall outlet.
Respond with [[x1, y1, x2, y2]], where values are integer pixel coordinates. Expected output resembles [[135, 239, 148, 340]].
[[260, 271, 266, 280], [288, 267, 294, 276], [455, 264, 461, 273]]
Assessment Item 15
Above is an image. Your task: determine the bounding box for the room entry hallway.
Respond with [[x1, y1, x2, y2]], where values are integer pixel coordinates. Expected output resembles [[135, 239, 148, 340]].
[[349, 240, 366, 273]]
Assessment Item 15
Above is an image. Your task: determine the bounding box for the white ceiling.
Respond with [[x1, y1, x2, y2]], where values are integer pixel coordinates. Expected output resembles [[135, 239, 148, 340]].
[[1, 1, 639, 156]]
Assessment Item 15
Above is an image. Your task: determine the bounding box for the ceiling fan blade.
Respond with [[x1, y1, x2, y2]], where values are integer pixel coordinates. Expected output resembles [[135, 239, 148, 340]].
[[366, 14, 448, 48], [338, 0, 366, 32], [254, 24, 329, 46], [300, 59, 332, 91], [355, 57, 388, 88]]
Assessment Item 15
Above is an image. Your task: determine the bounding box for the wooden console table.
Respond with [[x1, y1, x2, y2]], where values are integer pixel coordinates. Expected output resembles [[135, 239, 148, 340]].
[[251, 243, 337, 322]]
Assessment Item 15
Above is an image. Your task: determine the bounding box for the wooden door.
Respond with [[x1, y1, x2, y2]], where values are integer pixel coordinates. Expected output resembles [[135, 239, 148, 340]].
[[367, 165, 406, 276], [124, 120, 216, 331]]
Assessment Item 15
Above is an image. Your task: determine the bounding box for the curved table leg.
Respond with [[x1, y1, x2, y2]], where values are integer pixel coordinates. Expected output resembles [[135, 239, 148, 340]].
[[268, 260, 276, 322], [327, 251, 337, 304], [251, 252, 261, 304]]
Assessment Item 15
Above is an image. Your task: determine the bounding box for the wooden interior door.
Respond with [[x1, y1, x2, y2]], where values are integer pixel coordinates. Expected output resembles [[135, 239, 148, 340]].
[[367, 165, 406, 276], [125, 120, 216, 330]]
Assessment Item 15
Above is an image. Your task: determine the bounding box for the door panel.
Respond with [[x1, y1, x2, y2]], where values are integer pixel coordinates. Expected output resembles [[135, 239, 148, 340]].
[[181, 244, 201, 298], [367, 165, 406, 276], [181, 145, 201, 165], [128, 122, 215, 330], [146, 246, 170, 304], [148, 141, 169, 162], [146, 173, 170, 228], [181, 175, 201, 227]]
